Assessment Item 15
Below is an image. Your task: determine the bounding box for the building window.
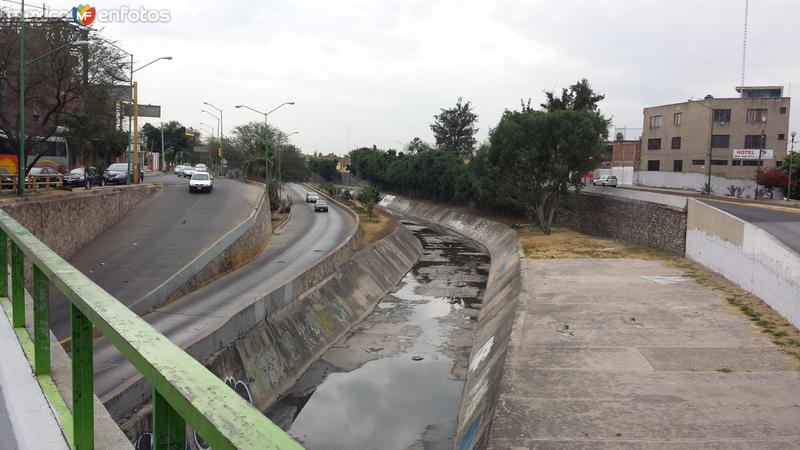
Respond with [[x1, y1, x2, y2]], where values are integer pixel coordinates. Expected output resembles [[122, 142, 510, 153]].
[[649, 115, 663, 128], [742, 160, 764, 166], [746, 108, 768, 123], [778, 133, 785, 140], [711, 135, 730, 148], [673, 160, 683, 172], [691, 159, 705, 166], [777, 161, 783, 167], [713, 109, 731, 122], [647, 160, 660, 171], [744, 135, 765, 149], [671, 137, 681, 149], [780, 106, 787, 114], [673, 112, 682, 125], [647, 138, 661, 150], [732, 160, 742, 166], [711, 159, 728, 165]]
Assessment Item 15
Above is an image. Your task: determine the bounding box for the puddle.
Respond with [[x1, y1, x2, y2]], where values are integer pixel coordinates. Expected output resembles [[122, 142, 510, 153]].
[[266, 220, 490, 450]]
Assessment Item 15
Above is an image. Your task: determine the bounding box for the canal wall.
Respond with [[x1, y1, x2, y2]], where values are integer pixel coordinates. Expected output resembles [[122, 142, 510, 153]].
[[379, 195, 523, 450]]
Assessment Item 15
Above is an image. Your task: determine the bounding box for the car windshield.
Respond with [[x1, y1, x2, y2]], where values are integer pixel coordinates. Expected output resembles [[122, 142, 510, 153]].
[[108, 163, 128, 171], [69, 168, 84, 175], [316, 200, 327, 205], [192, 173, 209, 180]]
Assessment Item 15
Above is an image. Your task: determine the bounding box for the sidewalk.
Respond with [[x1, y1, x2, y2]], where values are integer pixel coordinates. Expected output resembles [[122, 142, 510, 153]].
[[0, 306, 69, 450], [491, 257, 800, 448]]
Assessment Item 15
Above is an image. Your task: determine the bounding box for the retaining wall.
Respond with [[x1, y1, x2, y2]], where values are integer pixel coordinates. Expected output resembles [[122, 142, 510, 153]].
[[556, 191, 687, 255], [379, 194, 523, 450], [0, 185, 157, 259], [129, 184, 272, 314], [686, 199, 800, 328]]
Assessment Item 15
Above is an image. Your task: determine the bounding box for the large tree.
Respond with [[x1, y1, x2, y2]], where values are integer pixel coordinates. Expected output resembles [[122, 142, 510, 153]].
[[486, 109, 607, 234], [430, 97, 478, 157], [541, 78, 605, 112]]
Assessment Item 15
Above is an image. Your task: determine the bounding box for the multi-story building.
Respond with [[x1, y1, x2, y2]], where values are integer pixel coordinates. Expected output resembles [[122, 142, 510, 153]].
[[640, 86, 790, 180]]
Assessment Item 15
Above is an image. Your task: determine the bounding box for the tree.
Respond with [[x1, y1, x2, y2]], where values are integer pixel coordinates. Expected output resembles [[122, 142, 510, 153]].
[[430, 97, 478, 158], [486, 109, 608, 234], [780, 152, 800, 199], [541, 78, 605, 112], [278, 145, 309, 181], [308, 157, 337, 182], [406, 137, 431, 153], [757, 168, 789, 199]]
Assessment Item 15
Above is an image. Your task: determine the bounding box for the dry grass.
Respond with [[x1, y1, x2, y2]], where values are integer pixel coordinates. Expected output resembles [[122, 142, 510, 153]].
[[345, 201, 397, 248], [518, 225, 800, 365]]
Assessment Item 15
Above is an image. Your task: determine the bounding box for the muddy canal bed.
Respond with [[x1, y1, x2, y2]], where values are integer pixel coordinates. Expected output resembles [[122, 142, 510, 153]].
[[266, 220, 491, 450]]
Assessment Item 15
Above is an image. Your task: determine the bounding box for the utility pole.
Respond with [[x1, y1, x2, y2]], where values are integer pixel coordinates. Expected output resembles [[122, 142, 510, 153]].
[[17, 0, 26, 196], [161, 122, 165, 172], [132, 81, 140, 183], [755, 120, 766, 198], [788, 131, 796, 200]]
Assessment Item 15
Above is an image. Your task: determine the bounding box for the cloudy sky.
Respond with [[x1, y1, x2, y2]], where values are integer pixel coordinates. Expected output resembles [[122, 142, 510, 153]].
[[38, 0, 800, 154]]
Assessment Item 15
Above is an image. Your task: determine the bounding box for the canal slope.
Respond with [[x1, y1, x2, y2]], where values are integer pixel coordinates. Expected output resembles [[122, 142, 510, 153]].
[[267, 220, 491, 450]]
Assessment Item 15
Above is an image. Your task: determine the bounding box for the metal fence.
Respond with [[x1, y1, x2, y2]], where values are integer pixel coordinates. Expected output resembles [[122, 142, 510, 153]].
[[0, 209, 302, 449]]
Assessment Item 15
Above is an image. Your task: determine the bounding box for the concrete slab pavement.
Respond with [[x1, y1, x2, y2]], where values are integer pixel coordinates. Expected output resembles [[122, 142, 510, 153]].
[[490, 258, 800, 448]]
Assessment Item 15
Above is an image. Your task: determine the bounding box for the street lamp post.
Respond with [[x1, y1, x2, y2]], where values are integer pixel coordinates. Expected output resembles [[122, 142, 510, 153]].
[[16, 22, 90, 196], [131, 56, 172, 183], [755, 116, 767, 198], [689, 99, 719, 194], [789, 131, 796, 200], [235, 102, 295, 196], [201, 109, 220, 163], [203, 102, 223, 171], [199, 123, 215, 139]]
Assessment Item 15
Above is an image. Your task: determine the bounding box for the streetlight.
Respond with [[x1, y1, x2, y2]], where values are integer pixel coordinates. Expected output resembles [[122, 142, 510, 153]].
[[755, 115, 767, 198], [203, 102, 223, 170], [199, 123, 216, 139], [16, 33, 89, 197], [689, 98, 722, 194], [234, 102, 295, 195], [788, 131, 796, 200]]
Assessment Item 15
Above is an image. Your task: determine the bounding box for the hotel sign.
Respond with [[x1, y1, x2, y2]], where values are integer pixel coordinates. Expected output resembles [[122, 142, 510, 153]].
[[732, 149, 773, 160]]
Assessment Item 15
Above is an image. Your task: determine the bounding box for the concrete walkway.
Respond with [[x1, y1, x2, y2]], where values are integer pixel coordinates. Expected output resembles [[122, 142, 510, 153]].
[[0, 306, 69, 450], [491, 258, 800, 448]]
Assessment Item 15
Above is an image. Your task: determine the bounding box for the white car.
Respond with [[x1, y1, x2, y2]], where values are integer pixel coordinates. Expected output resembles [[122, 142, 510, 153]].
[[305, 192, 319, 203], [195, 163, 208, 173], [592, 175, 618, 187], [189, 172, 213, 193], [183, 166, 195, 178]]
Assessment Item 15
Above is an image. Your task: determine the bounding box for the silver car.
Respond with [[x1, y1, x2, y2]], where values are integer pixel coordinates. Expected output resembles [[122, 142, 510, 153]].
[[189, 172, 213, 193], [592, 175, 618, 187]]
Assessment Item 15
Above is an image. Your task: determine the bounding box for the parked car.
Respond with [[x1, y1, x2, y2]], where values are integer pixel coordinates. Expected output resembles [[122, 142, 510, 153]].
[[104, 163, 143, 185], [63, 167, 104, 188], [592, 175, 618, 187], [189, 172, 213, 193], [175, 165, 185, 176], [314, 199, 329, 212], [195, 163, 208, 172], [306, 192, 319, 202], [26, 166, 63, 189], [183, 166, 195, 178]]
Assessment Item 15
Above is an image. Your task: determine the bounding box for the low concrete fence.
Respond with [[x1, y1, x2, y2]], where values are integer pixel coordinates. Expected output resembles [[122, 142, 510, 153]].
[[379, 195, 523, 450], [686, 199, 800, 328], [0, 184, 157, 259], [128, 183, 272, 314], [556, 191, 687, 255]]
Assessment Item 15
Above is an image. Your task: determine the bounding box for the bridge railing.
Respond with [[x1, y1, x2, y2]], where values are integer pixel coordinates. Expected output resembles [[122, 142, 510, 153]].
[[0, 209, 302, 450]]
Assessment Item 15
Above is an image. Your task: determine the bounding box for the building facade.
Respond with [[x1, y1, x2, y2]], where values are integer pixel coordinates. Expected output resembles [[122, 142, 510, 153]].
[[640, 86, 790, 180]]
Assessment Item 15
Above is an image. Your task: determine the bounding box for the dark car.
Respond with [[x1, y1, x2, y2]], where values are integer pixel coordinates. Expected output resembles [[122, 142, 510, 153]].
[[63, 167, 104, 188], [26, 166, 63, 189], [104, 163, 143, 185]]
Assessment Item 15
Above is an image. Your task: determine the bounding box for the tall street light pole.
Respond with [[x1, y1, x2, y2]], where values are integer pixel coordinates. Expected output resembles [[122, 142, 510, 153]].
[[755, 116, 767, 198], [203, 102, 223, 171], [235, 102, 295, 196], [789, 131, 796, 200], [199, 123, 215, 139], [131, 56, 172, 184], [689, 99, 719, 194]]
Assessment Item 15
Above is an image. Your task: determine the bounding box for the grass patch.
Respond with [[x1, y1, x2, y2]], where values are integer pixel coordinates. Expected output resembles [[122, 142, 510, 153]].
[[343, 200, 397, 248], [715, 367, 733, 373], [517, 226, 666, 260]]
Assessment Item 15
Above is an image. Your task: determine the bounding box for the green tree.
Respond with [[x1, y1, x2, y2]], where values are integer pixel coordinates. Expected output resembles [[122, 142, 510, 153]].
[[486, 109, 608, 234], [406, 137, 432, 153], [278, 145, 310, 181], [430, 97, 478, 157], [781, 152, 800, 199], [309, 158, 338, 182], [541, 78, 605, 112]]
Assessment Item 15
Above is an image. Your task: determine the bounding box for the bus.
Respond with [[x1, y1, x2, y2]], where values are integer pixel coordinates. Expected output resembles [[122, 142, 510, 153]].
[[0, 130, 70, 176]]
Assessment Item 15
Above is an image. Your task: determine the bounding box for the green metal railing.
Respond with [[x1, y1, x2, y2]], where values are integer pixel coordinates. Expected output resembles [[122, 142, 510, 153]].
[[0, 209, 303, 450]]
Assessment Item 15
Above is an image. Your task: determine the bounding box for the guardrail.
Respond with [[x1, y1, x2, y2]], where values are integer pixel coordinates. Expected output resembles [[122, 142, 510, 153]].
[[0, 174, 63, 191], [0, 209, 302, 450]]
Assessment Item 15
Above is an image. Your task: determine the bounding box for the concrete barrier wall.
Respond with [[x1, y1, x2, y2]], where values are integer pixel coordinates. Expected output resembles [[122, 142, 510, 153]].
[[379, 194, 523, 450], [556, 191, 687, 255], [0, 185, 156, 259], [636, 170, 759, 198], [129, 183, 272, 314], [686, 199, 800, 328]]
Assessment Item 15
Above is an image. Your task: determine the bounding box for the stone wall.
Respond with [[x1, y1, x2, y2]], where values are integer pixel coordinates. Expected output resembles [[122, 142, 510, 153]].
[[379, 194, 523, 450], [0, 185, 157, 259], [555, 191, 687, 255]]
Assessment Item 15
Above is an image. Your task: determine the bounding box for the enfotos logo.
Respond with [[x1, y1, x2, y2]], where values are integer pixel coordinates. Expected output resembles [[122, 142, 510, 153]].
[[71, 4, 96, 26]]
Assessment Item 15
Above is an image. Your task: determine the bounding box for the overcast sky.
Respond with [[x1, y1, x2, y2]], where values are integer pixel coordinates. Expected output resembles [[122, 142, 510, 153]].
[[41, 0, 800, 154]]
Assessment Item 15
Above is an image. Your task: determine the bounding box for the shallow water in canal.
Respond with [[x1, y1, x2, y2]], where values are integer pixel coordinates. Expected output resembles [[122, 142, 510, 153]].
[[266, 220, 491, 450]]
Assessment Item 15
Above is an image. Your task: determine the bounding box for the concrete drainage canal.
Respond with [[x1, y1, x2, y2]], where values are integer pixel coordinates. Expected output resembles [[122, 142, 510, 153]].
[[266, 219, 491, 449]]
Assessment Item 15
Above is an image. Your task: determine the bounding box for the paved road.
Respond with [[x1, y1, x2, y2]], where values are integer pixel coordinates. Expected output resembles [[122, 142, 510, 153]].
[[93, 182, 357, 402], [702, 199, 800, 254], [50, 174, 261, 339]]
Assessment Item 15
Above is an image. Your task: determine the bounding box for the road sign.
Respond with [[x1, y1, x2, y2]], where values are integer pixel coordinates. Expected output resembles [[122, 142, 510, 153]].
[[732, 149, 773, 160], [111, 85, 131, 102], [123, 104, 161, 118]]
